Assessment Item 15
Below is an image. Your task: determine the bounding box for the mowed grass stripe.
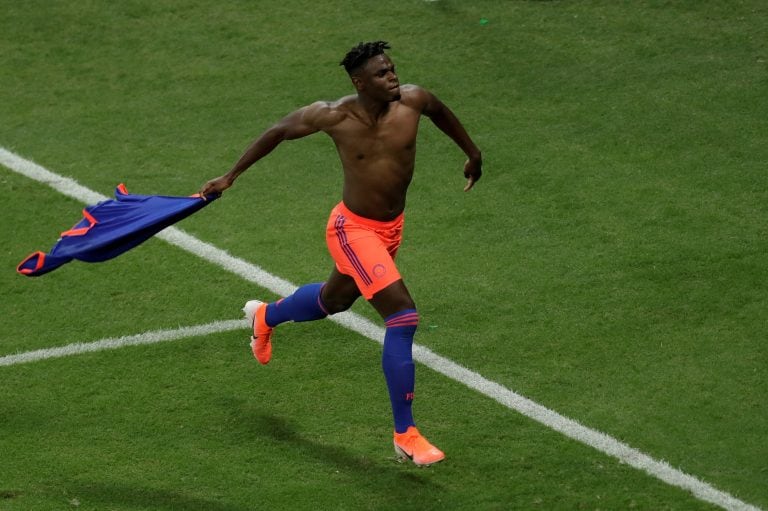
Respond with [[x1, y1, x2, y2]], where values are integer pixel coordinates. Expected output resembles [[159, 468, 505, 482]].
[[1, 146, 761, 511]]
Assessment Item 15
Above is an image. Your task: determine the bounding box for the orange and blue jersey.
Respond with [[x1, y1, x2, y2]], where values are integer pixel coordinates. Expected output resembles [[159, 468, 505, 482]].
[[17, 184, 217, 277]]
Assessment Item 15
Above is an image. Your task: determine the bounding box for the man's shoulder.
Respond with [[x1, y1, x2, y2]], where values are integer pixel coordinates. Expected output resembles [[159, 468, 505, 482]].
[[325, 95, 359, 113], [400, 84, 427, 95], [302, 98, 353, 128], [398, 84, 433, 109]]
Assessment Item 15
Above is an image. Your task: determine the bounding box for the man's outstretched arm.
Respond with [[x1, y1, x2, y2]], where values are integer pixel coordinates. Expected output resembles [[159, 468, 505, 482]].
[[199, 102, 329, 196], [419, 88, 483, 191]]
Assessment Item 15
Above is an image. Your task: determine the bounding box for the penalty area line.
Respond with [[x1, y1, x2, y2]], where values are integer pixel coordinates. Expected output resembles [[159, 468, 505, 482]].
[[0, 146, 762, 511]]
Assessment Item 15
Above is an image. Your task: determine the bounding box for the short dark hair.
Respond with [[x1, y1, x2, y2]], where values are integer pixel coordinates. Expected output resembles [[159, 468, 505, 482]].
[[340, 41, 391, 75]]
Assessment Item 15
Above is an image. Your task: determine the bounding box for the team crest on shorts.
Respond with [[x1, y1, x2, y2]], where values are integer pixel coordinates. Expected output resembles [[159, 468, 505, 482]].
[[372, 263, 387, 278]]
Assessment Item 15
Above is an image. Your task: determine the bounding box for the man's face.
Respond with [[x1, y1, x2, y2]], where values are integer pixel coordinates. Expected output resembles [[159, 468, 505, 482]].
[[354, 54, 401, 102]]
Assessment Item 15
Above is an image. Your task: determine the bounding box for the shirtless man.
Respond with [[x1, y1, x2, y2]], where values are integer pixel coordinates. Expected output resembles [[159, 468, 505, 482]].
[[200, 41, 482, 466]]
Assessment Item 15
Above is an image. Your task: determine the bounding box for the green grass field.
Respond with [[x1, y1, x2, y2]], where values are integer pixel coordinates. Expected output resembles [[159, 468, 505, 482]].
[[1, 1, 766, 509]]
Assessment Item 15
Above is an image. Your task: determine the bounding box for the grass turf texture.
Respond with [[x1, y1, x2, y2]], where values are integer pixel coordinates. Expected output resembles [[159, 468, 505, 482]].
[[1, 0, 766, 509]]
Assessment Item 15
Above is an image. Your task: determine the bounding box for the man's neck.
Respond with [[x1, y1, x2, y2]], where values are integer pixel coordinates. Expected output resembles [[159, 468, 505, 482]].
[[355, 95, 392, 125]]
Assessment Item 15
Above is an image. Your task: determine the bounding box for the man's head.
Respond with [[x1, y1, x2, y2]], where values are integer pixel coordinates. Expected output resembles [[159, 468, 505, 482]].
[[340, 41, 391, 75], [340, 41, 401, 102]]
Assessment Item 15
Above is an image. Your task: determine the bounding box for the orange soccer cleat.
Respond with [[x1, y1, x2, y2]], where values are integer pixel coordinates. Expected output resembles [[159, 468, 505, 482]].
[[393, 426, 445, 467], [243, 300, 273, 364]]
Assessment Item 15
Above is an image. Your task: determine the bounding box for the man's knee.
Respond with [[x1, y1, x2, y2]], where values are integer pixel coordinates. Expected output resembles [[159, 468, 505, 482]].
[[369, 280, 416, 319], [322, 270, 362, 314], [320, 291, 358, 314]]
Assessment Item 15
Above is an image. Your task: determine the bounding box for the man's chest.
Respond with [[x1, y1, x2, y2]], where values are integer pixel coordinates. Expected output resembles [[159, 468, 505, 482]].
[[333, 111, 421, 153]]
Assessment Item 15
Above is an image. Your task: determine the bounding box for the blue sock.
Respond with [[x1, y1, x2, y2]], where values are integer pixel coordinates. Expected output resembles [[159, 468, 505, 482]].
[[265, 283, 328, 327], [382, 309, 419, 434]]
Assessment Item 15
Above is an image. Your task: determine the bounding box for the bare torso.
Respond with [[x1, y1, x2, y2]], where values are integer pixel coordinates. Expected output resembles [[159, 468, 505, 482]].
[[313, 85, 425, 221], [199, 80, 481, 221]]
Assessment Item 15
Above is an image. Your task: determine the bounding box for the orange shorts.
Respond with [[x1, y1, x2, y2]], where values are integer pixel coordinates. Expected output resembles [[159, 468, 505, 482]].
[[326, 202, 404, 299]]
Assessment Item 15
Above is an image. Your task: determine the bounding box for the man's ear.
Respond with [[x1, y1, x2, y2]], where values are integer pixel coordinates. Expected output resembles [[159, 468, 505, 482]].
[[351, 75, 365, 92]]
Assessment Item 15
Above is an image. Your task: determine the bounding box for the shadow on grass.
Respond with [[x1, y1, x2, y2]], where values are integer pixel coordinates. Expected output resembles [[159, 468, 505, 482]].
[[61, 484, 249, 511], [248, 413, 442, 490], [57, 407, 442, 510]]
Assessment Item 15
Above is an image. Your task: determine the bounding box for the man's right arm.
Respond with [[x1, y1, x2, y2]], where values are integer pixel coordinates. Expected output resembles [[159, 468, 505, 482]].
[[199, 102, 330, 196]]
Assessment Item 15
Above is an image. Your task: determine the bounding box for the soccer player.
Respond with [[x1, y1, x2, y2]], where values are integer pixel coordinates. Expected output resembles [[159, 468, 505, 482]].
[[199, 41, 482, 466]]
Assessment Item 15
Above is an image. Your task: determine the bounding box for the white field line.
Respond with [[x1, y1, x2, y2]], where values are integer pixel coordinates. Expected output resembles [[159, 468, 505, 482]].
[[0, 146, 761, 511], [0, 320, 245, 367]]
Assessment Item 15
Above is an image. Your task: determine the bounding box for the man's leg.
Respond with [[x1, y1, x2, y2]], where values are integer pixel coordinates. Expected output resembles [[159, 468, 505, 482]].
[[369, 280, 445, 466], [246, 268, 360, 364], [369, 279, 416, 431], [264, 283, 328, 325], [320, 268, 362, 314]]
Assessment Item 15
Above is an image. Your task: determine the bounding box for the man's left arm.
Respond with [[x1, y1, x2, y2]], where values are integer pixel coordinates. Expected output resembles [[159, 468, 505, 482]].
[[419, 87, 483, 191]]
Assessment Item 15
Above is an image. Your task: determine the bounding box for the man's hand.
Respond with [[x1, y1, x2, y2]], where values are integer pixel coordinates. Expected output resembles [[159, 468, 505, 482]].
[[198, 175, 233, 199], [463, 157, 482, 192]]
